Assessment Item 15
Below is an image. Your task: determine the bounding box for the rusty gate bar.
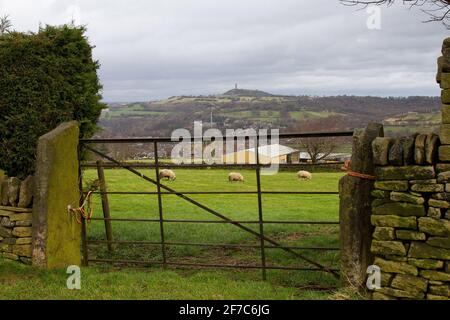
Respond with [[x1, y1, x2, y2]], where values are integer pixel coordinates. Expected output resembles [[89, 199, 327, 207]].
[[82, 144, 340, 277], [153, 141, 167, 268], [255, 136, 267, 280], [86, 239, 339, 250], [88, 217, 339, 224], [80, 130, 354, 144], [85, 191, 340, 195]]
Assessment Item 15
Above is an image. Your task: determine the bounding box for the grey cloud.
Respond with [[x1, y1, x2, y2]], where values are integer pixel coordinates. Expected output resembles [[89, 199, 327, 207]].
[[0, 0, 448, 101]]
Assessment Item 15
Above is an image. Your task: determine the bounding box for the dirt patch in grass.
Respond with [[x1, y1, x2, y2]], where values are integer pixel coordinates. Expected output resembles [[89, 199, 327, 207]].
[[171, 247, 259, 266]]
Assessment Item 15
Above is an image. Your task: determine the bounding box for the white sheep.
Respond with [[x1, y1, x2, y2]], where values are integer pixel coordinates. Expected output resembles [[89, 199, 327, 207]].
[[297, 170, 312, 181], [159, 169, 176, 181], [228, 172, 244, 182]]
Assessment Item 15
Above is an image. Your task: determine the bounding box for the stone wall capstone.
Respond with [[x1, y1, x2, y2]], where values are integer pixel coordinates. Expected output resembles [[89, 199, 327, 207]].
[[0, 176, 34, 208]]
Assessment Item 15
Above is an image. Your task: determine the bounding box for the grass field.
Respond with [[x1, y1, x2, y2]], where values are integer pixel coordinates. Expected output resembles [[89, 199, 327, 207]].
[[0, 169, 356, 300], [289, 111, 340, 121], [102, 100, 340, 124], [0, 257, 361, 300]]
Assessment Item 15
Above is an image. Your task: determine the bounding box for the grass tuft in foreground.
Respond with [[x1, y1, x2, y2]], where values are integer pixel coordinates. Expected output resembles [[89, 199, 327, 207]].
[[0, 258, 363, 300]]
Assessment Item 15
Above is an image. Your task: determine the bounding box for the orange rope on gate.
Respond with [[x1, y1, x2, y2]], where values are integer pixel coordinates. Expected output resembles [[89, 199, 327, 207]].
[[68, 191, 94, 224], [341, 160, 376, 180]]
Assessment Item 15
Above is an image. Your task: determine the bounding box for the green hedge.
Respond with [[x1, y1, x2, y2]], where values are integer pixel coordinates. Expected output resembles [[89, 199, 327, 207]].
[[0, 25, 105, 178]]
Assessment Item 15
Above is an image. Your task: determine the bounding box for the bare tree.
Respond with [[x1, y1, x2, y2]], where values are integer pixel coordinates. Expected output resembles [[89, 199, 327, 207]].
[[341, 0, 450, 28], [290, 115, 349, 164], [0, 15, 12, 35], [302, 138, 338, 163]]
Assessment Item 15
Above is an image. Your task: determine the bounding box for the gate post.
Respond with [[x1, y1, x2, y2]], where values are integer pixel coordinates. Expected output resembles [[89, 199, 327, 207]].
[[96, 160, 114, 252], [339, 122, 383, 290], [32, 121, 81, 268]]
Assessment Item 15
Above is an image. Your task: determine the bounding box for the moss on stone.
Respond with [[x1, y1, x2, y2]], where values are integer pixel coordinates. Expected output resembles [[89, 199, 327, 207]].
[[391, 274, 428, 293], [426, 237, 450, 249], [373, 202, 426, 217], [390, 192, 424, 205], [418, 217, 450, 236], [396, 230, 426, 241], [371, 240, 407, 256], [409, 242, 450, 260], [374, 257, 418, 276], [375, 166, 435, 181], [408, 258, 444, 270], [32, 122, 81, 269], [373, 227, 396, 241], [374, 181, 408, 192], [420, 270, 450, 281], [371, 215, 417, 229], [441, 73, 450, 89]]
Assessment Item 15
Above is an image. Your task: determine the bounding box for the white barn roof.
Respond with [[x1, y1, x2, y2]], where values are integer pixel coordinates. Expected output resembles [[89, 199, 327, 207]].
[[246, 144, 298, 158]]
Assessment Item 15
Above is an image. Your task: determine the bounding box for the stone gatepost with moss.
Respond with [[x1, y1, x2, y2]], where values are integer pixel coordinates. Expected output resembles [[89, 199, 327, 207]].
[[0, 122, 81, 268]]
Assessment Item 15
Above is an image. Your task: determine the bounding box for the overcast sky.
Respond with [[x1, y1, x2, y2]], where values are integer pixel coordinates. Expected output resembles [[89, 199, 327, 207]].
[[0, 0, 448, 101]]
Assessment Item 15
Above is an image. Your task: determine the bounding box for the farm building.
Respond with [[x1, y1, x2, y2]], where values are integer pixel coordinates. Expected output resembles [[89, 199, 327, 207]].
[[222, 143, 299, 164]]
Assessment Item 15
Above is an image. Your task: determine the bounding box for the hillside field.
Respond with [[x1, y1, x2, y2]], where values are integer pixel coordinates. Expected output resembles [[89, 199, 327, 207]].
[[100, 95, 440, 140]]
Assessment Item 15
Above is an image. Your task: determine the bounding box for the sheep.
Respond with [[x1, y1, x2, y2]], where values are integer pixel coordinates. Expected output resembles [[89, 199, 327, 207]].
[[297, 170, 312, 181], [228, 172, 244, 182], [159, 169, 176, 181]]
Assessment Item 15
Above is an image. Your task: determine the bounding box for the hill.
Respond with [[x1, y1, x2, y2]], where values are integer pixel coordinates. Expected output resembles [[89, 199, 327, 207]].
[[222, 88, 273, 97], [99, 94, 441, 139]]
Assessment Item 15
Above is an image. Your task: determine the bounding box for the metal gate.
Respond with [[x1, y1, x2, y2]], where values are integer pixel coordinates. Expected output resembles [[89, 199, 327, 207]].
[[78, 131, 353, 280]]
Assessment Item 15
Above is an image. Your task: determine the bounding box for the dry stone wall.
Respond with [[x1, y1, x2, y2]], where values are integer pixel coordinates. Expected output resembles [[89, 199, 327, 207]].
[[370, 134, 450, 300], [0, 206, 33, 264], [369, 37, 450, 300], [0, 173, 34, 264]]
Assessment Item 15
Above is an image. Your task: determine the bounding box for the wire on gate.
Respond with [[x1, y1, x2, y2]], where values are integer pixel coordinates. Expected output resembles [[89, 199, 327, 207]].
[[68, 191, 94, 224], [341, 160, 376, 180]]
